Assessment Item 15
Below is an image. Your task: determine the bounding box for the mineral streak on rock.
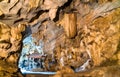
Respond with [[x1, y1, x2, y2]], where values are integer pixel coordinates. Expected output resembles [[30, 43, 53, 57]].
[[58, 13, 77, 38]]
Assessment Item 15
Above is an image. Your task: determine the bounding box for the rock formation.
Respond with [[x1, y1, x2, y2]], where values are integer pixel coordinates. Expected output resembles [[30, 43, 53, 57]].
[[0, 0, 120, 77]]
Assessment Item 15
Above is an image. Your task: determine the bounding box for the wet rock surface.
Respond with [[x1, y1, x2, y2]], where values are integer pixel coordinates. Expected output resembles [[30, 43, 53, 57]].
[[0, 0, 120, 77]]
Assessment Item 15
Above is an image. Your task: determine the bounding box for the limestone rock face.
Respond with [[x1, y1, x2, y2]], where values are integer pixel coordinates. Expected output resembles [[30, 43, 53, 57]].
[[0, 22, 25, 58], [0, 22, 25, 77], [0, 0, 120, 77], [0, 0, 68, 26]]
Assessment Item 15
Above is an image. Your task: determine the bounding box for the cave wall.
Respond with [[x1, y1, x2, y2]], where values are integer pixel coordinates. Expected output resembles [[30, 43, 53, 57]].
[[0, 0, 120, 77]]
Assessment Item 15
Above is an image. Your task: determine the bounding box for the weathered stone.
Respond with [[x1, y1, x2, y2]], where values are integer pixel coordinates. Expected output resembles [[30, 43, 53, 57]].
[[0, 22, 26, 76], [0, 0, 120, 77], [59, 13, 77, 38]]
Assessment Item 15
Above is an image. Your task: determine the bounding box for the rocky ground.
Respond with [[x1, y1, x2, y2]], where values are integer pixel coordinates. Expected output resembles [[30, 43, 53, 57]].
[[0, 0, 120, 77]]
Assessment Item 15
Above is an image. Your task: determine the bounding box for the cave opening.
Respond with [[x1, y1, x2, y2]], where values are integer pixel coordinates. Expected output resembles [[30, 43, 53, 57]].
[[18, 23, 92, 75], [18, 26, 57, 74]]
